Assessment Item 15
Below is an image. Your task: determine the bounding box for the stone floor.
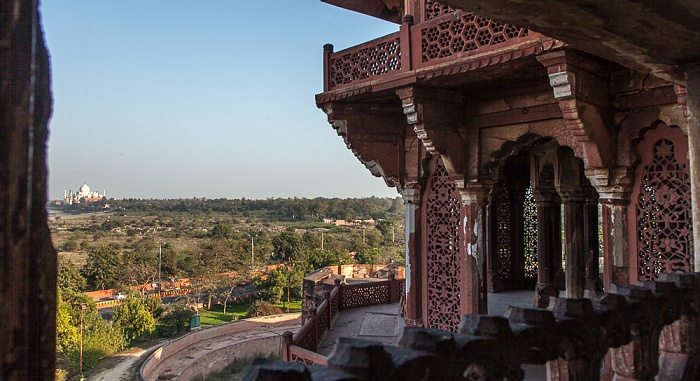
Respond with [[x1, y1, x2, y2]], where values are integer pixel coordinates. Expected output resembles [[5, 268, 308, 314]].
[[316, 290, 548, 380]]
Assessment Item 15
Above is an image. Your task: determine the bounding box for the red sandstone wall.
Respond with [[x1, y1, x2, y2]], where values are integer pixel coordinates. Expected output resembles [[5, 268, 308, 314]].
[[140, 314, 300, 381]]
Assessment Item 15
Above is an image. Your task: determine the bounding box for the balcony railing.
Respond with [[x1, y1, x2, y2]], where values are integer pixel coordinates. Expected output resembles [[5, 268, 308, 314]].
[[248, 272, 700, 380], [281, 275, 405, 365], [323, 8, 536, 92]]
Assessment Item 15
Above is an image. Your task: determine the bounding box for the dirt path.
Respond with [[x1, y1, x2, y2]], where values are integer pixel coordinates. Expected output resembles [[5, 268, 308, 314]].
[[85, 341, 166, 381]]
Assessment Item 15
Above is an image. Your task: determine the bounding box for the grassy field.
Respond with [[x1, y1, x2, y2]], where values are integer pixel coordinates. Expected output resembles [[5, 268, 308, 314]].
[[199, 300, 303, 327]]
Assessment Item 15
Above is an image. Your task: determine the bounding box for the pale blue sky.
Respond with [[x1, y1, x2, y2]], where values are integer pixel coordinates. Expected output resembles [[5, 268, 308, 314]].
[[40, 1, 399, 200]]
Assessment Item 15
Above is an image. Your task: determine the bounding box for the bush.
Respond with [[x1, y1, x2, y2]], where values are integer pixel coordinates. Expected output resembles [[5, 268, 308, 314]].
[[246, 300, 283, 317]]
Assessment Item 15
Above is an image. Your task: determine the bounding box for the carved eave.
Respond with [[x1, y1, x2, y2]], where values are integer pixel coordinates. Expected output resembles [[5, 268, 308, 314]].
[[397, 86, 469, 184], [537, 49, 616, 169], [323, 102, 405, 188]]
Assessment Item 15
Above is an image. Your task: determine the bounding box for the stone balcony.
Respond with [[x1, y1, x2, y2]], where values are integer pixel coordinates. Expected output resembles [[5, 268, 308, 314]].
[[316, 8, 557, 105]]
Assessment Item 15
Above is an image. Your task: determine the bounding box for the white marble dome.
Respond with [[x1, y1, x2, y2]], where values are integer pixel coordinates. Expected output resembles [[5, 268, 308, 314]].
[[79, 183, 90, 195]]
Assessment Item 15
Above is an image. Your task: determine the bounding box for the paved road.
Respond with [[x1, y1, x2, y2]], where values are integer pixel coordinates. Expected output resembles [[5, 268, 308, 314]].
[[84, 341, 166, 381]]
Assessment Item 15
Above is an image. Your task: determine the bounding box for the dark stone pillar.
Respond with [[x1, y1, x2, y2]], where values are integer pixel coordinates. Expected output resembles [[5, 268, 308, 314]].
[[1, 1, 57, 380], [684, 65, 700, 270], [560, 190, 587, 299], [458, 186, 489, 315], [402, 187, 423, 327], [583, 187, 602, 292], [486, 186, 503, 293], [534, 189, 562, 307]]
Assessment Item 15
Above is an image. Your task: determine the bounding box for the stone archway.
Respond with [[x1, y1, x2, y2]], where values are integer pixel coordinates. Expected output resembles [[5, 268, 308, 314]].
[[487, 134, 602, 306]]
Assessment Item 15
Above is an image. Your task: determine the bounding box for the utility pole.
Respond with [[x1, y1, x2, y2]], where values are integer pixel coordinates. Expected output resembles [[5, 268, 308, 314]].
[[79, 303, 86, 381], [251, 236, 255, 265], [363, 227, 366, 244], [321, 231, 324, 250], [157, 242, 164, 292]]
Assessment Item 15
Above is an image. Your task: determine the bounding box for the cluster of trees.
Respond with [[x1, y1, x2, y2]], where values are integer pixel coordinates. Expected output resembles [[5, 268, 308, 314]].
[[59, 196, 404, 222]]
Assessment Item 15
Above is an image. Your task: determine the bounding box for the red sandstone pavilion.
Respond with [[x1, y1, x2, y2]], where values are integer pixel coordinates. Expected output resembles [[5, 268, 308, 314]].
[[3, 0, 700, 380]]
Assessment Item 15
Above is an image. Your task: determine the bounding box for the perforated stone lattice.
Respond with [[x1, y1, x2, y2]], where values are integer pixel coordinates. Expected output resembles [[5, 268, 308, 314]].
[[523, 186, 538, 279], [637, 139, 694, 280], [424, 0, 456, 21], [425, 157, 462, 331], [420, 12, 528, 63], [329, 37, 401, 89], [495, 183, 513, 280], [291, 353, 317, 366], [341, 282, 390, 309]]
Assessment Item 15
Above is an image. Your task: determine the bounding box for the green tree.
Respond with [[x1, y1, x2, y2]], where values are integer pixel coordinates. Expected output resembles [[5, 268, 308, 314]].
[[156, 302, 195, 337], [58, 256, 87, 291], [272, 231, 302, 262], [60, 238, 78, 252], [55, 289, 125, 379], [355, 246, 380, 269], [257, 263, 305, 310], [82, 245, 123, 290], [211, 223, 232, 238], [113, 295, 156, 341]]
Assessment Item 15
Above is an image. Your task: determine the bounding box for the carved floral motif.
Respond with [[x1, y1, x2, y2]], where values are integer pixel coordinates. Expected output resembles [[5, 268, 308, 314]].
[[636, 139, 693, 280], [425, 157, 462, 331]]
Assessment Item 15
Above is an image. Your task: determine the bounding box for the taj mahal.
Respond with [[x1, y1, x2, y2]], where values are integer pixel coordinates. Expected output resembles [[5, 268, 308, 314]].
[[64, 183, 106, 205]]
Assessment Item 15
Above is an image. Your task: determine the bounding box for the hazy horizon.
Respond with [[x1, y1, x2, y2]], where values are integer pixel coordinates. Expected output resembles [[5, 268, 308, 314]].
[[42, 1, 400, 200]]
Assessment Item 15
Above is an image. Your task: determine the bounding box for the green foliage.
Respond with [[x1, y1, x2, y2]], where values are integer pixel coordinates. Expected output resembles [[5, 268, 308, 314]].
[[355, 246, 380, 265], [272, 231, 302, 262], [58, 256, 87, 291], [55, 289, 125, 379], [82, 245, 123, 290], [55, 291, 79, 353], [211, 223, 233, 238], [113, 295, 156, 341], [246, 300, 283, 317], [60, 239, 79, 252], [304, 248, 352, 270], [157, 301, 195, 337], [256, 264, 305, 305]]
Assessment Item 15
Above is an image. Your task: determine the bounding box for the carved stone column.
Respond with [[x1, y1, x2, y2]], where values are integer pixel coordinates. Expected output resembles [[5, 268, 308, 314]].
[[486, 186, 503, 293], [533, 188, 562, 307], [458, 184, 490, 315], [684, 65, 700, 270], [587, 167, 633, 290], [402, 186, 424, 327], [583, 187, 603, 292], [559, 189, 587, 299]]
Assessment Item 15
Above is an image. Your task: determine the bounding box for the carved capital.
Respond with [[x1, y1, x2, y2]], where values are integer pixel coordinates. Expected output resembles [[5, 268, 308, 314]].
[[401, 185, 422, 205], [585, 167, 634, 201]]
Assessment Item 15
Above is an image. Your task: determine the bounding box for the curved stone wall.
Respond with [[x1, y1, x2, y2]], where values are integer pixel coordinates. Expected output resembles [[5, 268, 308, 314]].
[[140, 313, 300, 381]]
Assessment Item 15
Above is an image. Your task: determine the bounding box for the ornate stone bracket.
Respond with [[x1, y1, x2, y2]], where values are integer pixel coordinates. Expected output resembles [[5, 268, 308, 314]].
[[396, 86, 469, 180], [537, 49, 615, 169], [323, 102, 405, 188]]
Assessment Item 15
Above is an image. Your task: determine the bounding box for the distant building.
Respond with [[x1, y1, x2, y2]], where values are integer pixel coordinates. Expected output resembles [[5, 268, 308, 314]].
[[64, 183, 106, 205]]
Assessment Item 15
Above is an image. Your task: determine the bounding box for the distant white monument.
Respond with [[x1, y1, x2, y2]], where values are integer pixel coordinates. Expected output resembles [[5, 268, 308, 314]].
[[64, 183, 106, 204]]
